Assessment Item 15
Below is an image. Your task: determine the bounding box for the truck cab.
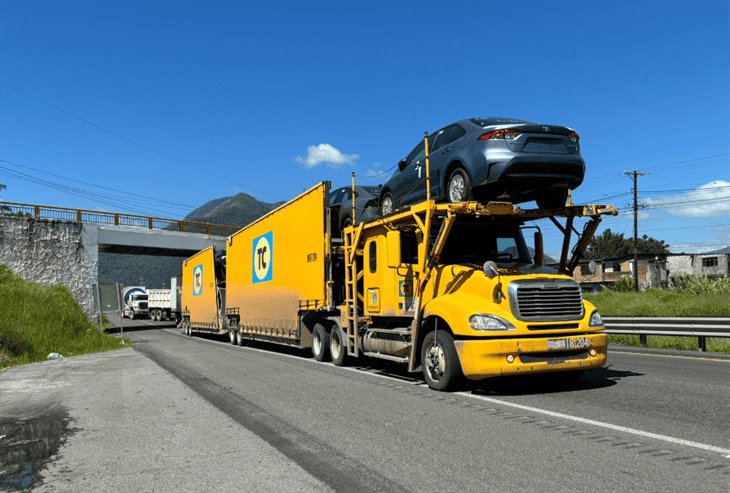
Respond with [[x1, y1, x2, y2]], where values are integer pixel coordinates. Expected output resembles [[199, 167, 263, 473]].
[[343, 200, 614, 390]]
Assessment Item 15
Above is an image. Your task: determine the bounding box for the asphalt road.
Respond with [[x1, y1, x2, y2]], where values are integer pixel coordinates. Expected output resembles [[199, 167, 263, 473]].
[[118, 321, 730, 492]]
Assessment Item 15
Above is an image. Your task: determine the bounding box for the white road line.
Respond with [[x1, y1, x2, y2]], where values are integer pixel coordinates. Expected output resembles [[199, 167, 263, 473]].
[[610, 350, 730, 364], [460, 393, 730, 459], [162, 328, 730, 459]]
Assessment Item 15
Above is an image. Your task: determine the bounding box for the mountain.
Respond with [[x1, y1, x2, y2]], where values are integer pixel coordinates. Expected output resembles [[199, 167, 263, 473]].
[[184, 193, 283, 228]]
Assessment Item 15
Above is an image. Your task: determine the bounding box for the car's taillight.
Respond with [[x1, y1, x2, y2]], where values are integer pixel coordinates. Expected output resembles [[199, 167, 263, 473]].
[[479, 129, 522, 141], [568, 131, 580, 143]]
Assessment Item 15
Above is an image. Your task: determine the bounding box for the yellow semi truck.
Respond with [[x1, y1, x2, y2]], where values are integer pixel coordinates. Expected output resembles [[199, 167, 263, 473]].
[[181, 180, 616, 391]]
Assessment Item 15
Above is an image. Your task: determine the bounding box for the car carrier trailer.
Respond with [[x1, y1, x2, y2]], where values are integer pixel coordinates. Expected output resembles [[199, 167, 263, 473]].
[[181, 181, 616, 391]]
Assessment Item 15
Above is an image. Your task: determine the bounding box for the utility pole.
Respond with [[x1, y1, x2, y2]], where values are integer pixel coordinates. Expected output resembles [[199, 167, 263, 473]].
[[624, 170, 645, 292]]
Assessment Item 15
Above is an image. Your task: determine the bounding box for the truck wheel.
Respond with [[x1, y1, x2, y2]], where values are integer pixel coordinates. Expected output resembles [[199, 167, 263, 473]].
[[421, 330, 462, 391], [130, 311, 136, 320], [229, 330, 236, 345], [329, 325, 349, 367], [156, 310, 162, 321], [312, 323, 330, 362]]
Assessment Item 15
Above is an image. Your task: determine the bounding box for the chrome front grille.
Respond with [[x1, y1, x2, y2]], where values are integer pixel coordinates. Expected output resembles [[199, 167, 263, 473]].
[[509, 279, 583, 321]]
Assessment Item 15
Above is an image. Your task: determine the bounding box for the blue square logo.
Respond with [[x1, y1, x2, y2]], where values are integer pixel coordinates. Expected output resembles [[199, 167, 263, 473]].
[[252, 231, 273, 283], [192, 264, 204, 296]]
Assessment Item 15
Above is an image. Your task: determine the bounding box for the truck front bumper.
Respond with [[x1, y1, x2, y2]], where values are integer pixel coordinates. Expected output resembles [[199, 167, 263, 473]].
[[454, 332, 607, 380]]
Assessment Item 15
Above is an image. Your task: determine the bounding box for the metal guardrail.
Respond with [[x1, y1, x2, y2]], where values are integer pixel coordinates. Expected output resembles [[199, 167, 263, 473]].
[[603, 317, 730, 352], [0, 201, 238, 237]]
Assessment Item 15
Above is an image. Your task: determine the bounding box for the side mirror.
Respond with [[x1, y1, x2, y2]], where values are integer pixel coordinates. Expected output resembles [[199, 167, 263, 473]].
[[533, 231, 544, 266], [483, 260, 499, 279], [398, 158, 408, 171], [588, 260, 598, 275], [386, 230, 402, 268]]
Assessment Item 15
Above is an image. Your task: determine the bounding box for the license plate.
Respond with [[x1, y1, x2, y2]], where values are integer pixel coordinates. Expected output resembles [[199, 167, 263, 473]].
[[547, 337, 589, 351]]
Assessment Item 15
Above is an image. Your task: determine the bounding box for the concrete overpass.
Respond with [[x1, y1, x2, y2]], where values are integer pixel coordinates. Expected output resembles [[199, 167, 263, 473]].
[[0, 202, 234, 316]]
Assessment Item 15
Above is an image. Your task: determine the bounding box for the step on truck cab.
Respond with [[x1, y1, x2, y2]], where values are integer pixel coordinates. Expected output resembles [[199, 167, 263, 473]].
[[183, 181, 616, 391]]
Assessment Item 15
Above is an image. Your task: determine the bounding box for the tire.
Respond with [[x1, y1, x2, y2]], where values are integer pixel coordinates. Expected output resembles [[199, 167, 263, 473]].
[[536, 189, 568, 209], [329, 324, 349, 367], [130, 311, 136, 320], [236, 330, 244, 347], [421, 330, 462, 391], [341, 216, 352, 231], [311, 323, 330, 362], [380, 192, 394, 215], [446, 168, 472, 203], [229, 330, 236, 345]]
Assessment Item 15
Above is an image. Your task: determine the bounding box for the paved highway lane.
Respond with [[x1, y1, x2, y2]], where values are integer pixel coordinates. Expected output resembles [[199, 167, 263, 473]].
[[125, 327, 729, 492]]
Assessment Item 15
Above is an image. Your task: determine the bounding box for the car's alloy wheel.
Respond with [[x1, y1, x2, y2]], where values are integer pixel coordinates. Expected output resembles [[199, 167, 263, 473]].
[[381, 193, 394, 215], [447, 169, 471, 203]]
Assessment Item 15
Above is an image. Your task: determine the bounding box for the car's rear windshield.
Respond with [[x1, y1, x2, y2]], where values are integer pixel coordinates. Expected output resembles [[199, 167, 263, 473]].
[[471, 117, 530, 127]]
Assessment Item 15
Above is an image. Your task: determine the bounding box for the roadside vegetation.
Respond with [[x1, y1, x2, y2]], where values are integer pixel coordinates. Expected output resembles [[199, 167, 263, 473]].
[[584, 274, 730, 353], [0, 264, 127, 368]]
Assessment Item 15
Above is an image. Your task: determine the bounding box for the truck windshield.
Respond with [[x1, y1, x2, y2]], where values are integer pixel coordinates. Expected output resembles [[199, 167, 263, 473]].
[[137, 295, 148, 301], [438, 220, 532, 265]]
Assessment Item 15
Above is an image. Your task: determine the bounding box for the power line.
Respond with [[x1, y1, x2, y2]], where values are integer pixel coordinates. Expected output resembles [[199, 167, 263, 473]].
[[0, 159, 195, 210], [1, 80, 273, 200]]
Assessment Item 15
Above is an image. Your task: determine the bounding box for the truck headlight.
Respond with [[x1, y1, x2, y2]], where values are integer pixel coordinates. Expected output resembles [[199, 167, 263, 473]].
[[589, 310, 603, 327], [469, 314, 515, 331]]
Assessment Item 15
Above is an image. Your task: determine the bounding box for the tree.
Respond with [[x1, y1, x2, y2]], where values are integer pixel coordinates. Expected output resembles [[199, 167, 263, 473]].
[[585, 228, 669, 259]]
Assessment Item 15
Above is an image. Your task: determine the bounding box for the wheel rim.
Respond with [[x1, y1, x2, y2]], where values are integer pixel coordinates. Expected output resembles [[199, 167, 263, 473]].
[[425, 339, 446, 382], [313, 330, 322, 356], [448, 174, 466, 202], [330, 331, 341, 361], [382, 196, 393, 215]]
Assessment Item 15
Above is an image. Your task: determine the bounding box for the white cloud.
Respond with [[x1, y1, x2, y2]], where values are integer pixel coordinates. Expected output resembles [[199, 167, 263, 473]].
[[644, 180, 730, 217], [295, 143, 358, 169]]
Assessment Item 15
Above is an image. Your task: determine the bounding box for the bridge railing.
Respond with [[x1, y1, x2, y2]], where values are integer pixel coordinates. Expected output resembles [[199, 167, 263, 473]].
[[0, 201, 238, 237]]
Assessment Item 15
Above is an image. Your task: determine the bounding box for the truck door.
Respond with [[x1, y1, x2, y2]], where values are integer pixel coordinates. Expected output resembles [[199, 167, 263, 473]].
[[362, 231, 420, 318]]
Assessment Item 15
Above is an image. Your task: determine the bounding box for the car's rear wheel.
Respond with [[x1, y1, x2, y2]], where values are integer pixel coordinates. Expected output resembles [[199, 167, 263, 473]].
[[446, 168, 472, 203], [380, 192, 394, 215], [536, 189, 568, 209]]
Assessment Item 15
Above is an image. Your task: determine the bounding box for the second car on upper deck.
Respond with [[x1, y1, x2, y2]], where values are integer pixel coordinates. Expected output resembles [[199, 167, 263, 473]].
[[380, 117, 585, 214]]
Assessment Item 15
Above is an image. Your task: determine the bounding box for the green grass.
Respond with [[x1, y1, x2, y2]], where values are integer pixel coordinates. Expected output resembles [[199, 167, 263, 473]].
[[585, 288, 730, 317], [0, 264, 127, 368], [585, 287, 730, 353]]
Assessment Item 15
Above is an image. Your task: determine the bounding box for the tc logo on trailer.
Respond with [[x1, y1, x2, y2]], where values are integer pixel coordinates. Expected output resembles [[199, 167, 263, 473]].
[[252, 231, 273, 283], [192, 264, 204, 296]]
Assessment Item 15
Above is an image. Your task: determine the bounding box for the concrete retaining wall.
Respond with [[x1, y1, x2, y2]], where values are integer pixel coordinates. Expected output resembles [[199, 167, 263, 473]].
[[0, 216, 98, 316]]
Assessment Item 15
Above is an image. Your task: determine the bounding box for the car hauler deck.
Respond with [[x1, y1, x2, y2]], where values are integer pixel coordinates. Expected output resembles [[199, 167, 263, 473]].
[[181, 181, 616, 391]]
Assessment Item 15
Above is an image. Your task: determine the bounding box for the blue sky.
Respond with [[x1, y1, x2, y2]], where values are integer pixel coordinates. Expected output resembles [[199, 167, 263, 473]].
[[1, 0, 728, 257]]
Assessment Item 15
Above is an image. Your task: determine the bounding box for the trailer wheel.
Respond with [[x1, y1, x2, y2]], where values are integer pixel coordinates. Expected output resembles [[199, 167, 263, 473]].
[[311, 323, 330, 362], [229, 330, 236, 345], [329, 325, 349, 367], [421, 330, 461, 391], [236, 330, 244, 346]]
